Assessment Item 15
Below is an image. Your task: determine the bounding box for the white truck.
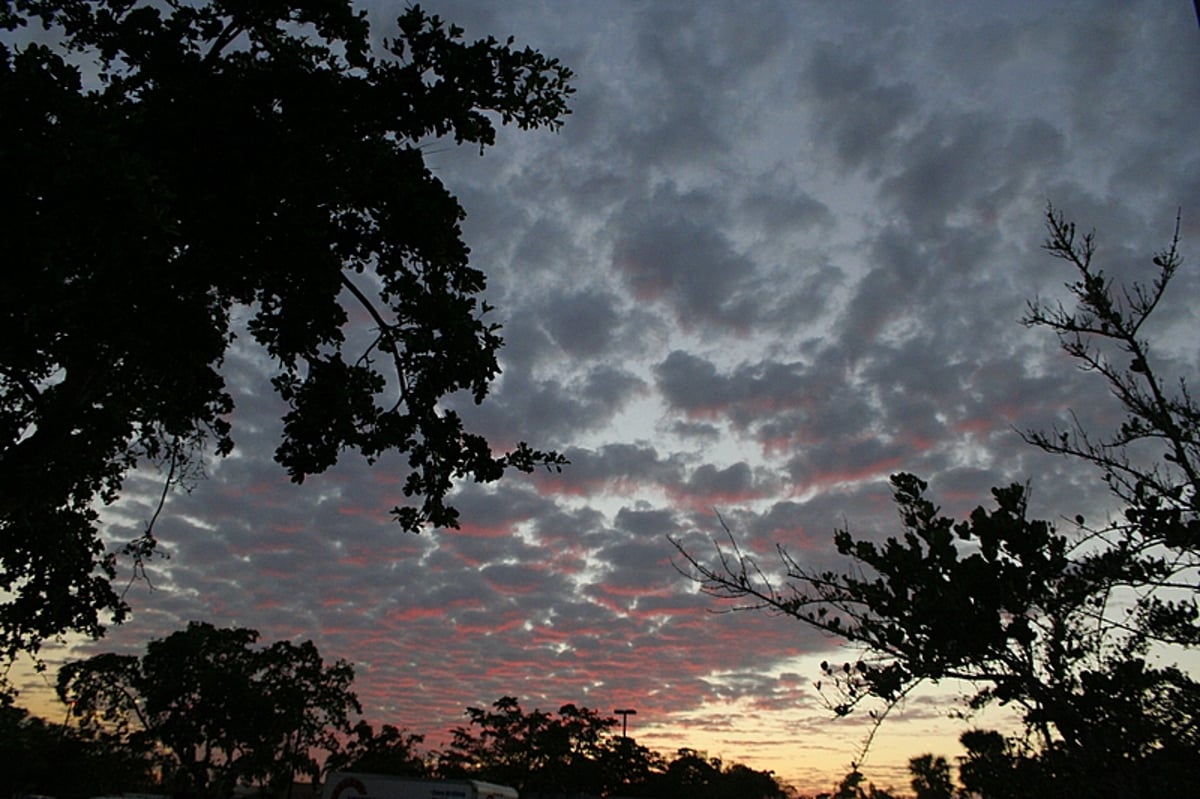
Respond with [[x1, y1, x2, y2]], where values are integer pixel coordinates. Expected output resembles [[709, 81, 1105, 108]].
[[324, 774, 519, 799]]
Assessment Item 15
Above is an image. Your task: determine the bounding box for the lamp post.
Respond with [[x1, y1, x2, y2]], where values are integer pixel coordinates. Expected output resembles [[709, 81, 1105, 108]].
[[613, 708, 637, 738]]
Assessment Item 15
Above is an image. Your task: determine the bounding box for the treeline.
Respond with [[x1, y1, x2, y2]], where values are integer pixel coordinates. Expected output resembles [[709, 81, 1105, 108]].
[[1, 622, 787, 799], [428, 697, 788, 799]]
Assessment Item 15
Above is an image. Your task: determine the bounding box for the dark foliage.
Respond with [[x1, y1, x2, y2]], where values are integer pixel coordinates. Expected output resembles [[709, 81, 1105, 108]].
[[647, 748, 789, 799], [441, 696, 623, 796], [326, 720, 428, 778], [438, 696, 787, 799], [0, 0, 571, 659], [11, 686, 789, 799], [0, 698, 157, 796], [813, 769, 898, 799], [674, 208, 1199, 798], [57, 620, 360, 797], [907, 754, 953, 799]]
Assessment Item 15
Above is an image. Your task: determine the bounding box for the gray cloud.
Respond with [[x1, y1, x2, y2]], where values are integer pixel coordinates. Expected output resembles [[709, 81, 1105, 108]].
[[35, 2, 1200, 792]]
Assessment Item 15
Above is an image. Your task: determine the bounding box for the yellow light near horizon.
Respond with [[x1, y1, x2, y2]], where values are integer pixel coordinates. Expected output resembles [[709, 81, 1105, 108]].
[[12, 642, 1028, 797]]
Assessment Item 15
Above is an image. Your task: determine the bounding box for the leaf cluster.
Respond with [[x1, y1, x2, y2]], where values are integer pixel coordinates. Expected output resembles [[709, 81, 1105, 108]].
[[0, 699, 158, 795], [676, 476, 1091, 732], [441, 697, 788, 799], [674, 207, 1200, 796], [56, 620, 360, 796], [443, 696, 623, 795], [327, 720, 427, 777], [0, 0, 571, 658]]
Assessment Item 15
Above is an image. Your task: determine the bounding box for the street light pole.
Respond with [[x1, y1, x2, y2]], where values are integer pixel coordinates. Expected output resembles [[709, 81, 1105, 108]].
[[613, 708, 637, 738]]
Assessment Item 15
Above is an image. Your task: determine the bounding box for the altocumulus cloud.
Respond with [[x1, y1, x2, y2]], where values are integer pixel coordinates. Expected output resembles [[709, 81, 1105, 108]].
[[34, 1, 1200, 792]]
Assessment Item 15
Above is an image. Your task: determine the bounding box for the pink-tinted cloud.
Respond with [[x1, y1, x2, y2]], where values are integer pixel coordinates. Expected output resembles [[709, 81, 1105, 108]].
[[26, 4, 1197, 796]]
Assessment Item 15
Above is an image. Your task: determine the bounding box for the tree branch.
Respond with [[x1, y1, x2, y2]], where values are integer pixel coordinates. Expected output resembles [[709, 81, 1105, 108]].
[[340, 272, 410, 411]]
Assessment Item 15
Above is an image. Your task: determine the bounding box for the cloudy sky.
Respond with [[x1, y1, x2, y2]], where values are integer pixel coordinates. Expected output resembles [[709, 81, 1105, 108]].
[[20, 1, 1200, 792]]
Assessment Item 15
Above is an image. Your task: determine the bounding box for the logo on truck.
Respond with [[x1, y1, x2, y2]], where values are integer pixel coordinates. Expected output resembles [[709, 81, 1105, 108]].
[[330, 776, 369, 799]]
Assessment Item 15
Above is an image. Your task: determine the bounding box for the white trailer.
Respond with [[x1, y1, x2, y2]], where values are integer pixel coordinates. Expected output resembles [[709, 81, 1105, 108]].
[[324, 774, 519, 799]]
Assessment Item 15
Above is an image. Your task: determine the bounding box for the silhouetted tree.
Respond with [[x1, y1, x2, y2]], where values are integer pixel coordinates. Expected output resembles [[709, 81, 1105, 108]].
[[0, 699, 157, 795], [956, 729, 1035, 799], [437, 698, 789, 799], [822, 768, 897, 799], [326, 721, 428, 778], [58, 621, 359, 797], [674, 208, 1200, 798], [908, 754, 953, 799], [646, 748, 788, 799], [714, 761, 790, 799], [0, 0, 571, 661], [442, 696, 619, 796], [594, 734, 665, 797], [656, 748, 722, 798]]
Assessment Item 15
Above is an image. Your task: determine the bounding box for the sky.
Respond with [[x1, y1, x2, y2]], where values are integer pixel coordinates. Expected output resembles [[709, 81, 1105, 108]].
[[14, 1, 1200, 794]]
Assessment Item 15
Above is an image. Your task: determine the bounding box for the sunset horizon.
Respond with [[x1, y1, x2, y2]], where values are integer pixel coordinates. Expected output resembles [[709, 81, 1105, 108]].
[[4, 1, 1197, 796]]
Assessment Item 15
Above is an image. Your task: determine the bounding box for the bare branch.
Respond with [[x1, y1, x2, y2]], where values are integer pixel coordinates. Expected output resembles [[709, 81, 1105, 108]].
[[340, 272, 410, 412]]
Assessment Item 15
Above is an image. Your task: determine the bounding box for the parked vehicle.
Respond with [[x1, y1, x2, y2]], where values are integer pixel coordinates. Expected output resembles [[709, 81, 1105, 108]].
[[324, 774, 518, 799]]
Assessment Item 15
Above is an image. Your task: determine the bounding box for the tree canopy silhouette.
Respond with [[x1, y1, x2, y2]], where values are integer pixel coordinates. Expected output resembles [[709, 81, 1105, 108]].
[[907, 754, 953, 799], [674, 207, 1200, 798], [442, 696, 620, 796], [326, 720, 428, 778], [0, 0, 571, 659], [0, 699, 157, 796], [438, 696, 788, 799], [58, 620, 359, 797], [12, 684, 792, 798]]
